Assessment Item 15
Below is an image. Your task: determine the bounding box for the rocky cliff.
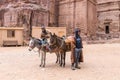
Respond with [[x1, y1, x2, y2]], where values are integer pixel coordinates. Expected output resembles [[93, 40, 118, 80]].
[[0, 0, 49, 40]]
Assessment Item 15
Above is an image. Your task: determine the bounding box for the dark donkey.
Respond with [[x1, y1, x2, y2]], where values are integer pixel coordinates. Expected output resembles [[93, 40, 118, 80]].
[[49, 33, 66, 67]]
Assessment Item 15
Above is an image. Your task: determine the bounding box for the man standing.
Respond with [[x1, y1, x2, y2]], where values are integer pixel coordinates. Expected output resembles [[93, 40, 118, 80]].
[[71, 28, 83, 70]]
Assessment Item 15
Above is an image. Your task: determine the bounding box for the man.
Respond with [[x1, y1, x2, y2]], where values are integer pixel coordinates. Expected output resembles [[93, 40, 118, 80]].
[[41, 25, 49, 39], [71, 28, 83, 70], [40, 25, 51, 52]]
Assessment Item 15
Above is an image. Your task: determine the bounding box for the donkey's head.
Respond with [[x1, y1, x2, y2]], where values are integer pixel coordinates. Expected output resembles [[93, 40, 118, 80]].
[[28, 37, 36, 51], [49, 33, 58, 46]]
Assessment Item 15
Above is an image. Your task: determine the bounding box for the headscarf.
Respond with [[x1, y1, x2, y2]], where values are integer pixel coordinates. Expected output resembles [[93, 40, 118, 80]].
[[74, 28, 80, 38]]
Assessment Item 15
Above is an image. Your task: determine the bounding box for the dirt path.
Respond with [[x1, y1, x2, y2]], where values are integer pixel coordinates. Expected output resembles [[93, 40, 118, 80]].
[[0, 43, 120, 80]]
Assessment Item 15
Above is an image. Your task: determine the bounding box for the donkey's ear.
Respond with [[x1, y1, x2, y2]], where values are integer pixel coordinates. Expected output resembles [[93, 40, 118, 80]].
[[49, 32, 52, 36], [53, 33, 55, 35], [53, 33, 57, 37]]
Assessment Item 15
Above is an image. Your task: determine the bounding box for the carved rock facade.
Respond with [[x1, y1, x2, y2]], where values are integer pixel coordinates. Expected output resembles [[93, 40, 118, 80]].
[[97, 0, 120, 39], [0, 0, 120, 41], [0, 0, 49, 40], [58, 0, 97, 36]]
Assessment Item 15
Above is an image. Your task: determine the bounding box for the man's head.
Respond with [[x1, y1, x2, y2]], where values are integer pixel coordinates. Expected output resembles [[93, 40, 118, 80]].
[[41, 26, 47, 35], [41, 25, 46, 32], [41, 24, 45, 30], [74, 28, 81, 34], [41, 27, 45, 30]]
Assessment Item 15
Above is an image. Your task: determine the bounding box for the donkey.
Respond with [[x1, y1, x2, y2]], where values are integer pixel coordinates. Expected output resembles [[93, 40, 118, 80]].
[[28, 36, 64, 68], [49, 33, 67, 67], [28, 37, 48, 67]]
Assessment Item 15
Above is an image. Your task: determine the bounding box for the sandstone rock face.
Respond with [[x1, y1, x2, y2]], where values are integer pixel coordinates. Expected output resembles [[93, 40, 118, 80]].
[[0, 0, 49, 40], [58, 0, 97, 36], [1, 0, 119, 42], [48, 0, 57, 27], [50, 0, 120, 40], [97, 0, 120, 33]]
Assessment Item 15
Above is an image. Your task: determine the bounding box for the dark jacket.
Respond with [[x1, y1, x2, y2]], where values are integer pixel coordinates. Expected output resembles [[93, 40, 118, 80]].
[[75, 36, 83, 48], [75, 30, 83, 49]]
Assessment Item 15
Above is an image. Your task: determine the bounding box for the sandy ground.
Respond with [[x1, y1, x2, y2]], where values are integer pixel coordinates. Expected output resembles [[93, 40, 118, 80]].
[[0, 43, 120, 80]]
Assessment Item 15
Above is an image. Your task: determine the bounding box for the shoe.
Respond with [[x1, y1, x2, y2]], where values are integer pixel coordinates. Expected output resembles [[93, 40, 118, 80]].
[[71, 66, 75, 70], [75, 66, 81, 69]]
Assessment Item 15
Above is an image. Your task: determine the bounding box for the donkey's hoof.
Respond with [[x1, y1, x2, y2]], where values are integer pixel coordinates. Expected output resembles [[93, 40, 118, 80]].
[[43, 65, 45, 67], [39, 65, 42, 67], [60, 64, 62, 67], [63, 64, 65, 67], [56, 61, 58, 63]]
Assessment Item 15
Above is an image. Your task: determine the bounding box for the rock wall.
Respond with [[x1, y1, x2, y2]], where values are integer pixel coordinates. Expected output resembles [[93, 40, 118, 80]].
[[48, 0, 57, 27], [0, 0, 49, 40], [97, 0, 120, 33], [58, 0, 97, 36]]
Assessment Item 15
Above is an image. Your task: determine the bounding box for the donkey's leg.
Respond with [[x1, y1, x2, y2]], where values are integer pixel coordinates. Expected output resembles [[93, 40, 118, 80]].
[[38, 49, 40, 57], [58, 53, 61, 64], [61, 53, 64, 67], [40, 51, 43, 67], [63, 52, 66, 67], [55, 53, 59, 63], [60, 53, 63, 67], [43, 51, 46, 67], [55, 52, 60, 64]]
